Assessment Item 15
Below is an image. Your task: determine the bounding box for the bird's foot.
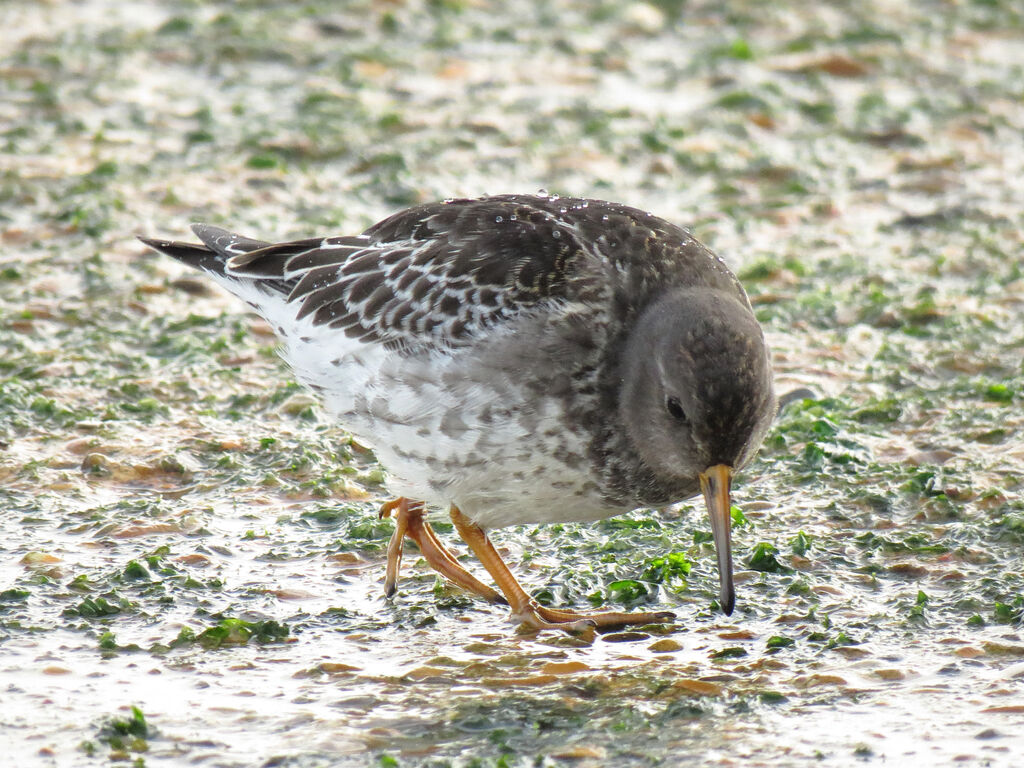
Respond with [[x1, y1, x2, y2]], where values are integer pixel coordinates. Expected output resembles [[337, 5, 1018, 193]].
[[447, 505, 673, 634], [380, 497, 505, 603]]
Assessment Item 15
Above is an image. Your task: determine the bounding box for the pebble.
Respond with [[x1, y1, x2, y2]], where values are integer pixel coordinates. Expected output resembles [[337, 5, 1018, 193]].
[[873, 668, 906, 681], [673, 679, 723, 696], [648, 638, 683, 653], [600, 631, 649, 643], [540, 661, 590, 675], [551, 745, 606, 760], [81, 452, 111, 473]]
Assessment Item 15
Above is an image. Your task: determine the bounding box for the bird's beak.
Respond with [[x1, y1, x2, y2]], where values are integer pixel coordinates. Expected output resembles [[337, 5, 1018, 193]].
[[699, 463, 735, 615]]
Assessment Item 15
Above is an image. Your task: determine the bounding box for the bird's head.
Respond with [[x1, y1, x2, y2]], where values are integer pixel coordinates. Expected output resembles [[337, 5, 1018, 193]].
[[619, 286, 776, 614]]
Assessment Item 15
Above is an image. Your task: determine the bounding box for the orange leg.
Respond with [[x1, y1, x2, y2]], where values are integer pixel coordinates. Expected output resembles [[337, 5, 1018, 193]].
[[380, 498, 504, 603], [449, 505, 674, 632]]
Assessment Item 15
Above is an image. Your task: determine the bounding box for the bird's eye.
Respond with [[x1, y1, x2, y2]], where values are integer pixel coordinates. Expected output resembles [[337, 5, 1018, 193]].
[[666, 396, 688, 422]]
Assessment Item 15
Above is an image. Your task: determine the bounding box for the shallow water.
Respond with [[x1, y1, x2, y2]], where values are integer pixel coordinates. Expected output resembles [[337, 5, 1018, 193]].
[[2, 0, 1023, 766]]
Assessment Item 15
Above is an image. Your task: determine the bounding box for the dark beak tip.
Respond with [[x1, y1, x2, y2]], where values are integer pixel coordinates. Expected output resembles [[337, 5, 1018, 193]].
[[720, 588, 736, 615]]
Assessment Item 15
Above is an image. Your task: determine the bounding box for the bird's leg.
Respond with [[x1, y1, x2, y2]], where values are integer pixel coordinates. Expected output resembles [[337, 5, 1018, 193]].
[[379, 497, 504, 602], [450, 505, 674, 632], [380, 498, 411, 598]]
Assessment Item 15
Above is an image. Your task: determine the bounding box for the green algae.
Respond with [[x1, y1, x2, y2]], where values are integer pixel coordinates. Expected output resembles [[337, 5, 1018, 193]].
[[2, 0, 1024, 766]]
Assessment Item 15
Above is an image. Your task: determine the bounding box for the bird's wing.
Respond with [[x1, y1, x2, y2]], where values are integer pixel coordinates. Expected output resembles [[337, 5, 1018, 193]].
[[143, 195, 740, 352], [219, 197, 588, 351]]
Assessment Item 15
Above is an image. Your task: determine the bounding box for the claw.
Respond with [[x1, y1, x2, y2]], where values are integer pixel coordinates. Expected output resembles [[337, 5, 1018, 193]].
[[382, 498, 412, 598]]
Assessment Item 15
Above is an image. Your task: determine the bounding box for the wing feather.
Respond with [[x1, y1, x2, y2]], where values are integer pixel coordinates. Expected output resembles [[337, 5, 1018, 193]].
[[156, 195, 744, 353]]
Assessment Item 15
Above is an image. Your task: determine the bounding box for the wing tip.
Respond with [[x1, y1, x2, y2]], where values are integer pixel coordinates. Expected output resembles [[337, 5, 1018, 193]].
[[136, 232, 227, 275], [137, 234, 170, 250]]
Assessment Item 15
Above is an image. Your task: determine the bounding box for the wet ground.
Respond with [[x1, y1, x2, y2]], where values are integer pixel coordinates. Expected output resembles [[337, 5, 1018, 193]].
[[2, 1, 1023, 766]]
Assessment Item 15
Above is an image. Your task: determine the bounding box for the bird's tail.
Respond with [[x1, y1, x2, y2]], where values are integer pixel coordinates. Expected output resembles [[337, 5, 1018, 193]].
[[138, 224, 271, 277]]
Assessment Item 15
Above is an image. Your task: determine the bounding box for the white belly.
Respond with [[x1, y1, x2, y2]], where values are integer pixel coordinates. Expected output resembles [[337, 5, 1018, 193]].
[[282, 329, 619, 528], [233, 282, 620, 529]]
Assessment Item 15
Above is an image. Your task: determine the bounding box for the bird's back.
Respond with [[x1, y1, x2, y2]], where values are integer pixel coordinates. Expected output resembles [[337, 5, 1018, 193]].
[[142, 194, 748, 356]]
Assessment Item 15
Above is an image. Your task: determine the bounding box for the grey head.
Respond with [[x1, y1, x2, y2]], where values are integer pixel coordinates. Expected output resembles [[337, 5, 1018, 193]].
[[619, 286, 776, 615]]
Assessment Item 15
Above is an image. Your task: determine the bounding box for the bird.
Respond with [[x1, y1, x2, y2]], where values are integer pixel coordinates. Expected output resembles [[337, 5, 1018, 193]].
[[140, 193, 776, 632]]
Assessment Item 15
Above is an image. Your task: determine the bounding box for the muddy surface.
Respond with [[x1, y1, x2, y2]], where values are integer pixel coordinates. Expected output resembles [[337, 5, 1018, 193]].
[[2, 1, 1022, 766]]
